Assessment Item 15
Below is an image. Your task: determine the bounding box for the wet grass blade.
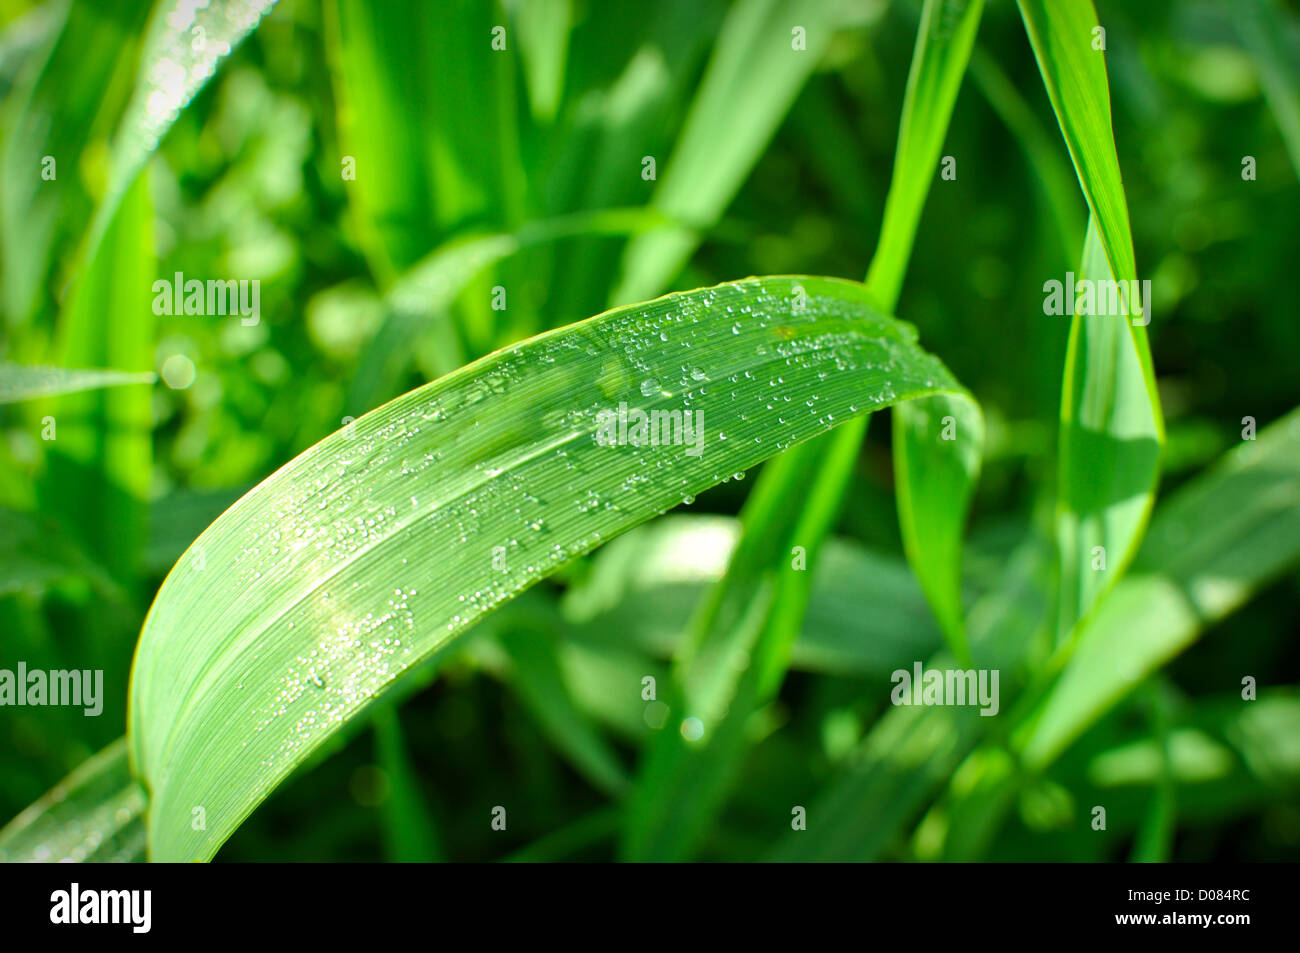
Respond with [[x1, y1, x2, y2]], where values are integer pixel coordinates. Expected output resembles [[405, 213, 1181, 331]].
[[0, 737, 146, 863], [86, 0, 277, 255], [126, 274, 979, 860]]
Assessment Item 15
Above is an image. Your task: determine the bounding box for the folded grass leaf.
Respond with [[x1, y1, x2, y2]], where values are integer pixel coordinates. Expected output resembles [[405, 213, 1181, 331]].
[[1018, 407, 1300, 768], [127, 275, 979, 860], [1016, 0, 1164, 635], [1054, 219, 1161, 636], [901, 408, 1300, 857]]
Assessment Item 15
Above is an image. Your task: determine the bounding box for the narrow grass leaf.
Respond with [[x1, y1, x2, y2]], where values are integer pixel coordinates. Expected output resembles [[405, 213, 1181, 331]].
[[872, 0, 986, 664], [0, 363, 154, 404], [864, 0, 985, 307], [0, 0, 148, 328], [38, 174, 154, 582], [1055, 219, 1161, 635], [372, 707, 443, 862]]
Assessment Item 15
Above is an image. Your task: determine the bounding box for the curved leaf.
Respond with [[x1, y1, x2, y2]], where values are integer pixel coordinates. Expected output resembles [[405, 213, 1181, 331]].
[[127, 274, 979, 860]]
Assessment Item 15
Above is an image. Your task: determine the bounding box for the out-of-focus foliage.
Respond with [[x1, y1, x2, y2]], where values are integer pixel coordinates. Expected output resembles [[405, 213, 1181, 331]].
[[0, 0, 1297, 861]]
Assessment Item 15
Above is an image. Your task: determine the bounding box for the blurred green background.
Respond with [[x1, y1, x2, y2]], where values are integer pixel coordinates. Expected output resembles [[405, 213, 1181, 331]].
[[1, 0, 1297, 861]]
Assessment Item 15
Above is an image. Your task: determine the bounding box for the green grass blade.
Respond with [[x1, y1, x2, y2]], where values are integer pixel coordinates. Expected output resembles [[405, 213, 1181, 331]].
[[894, 392, 982, 663], [0, 0, 148, 329], [620, 428, 863, 860], [126, 274, 979, 860], [37, 174, 154, 581], [324, 0, 439, 281], [0, 737, 146, 863], [1017, 0, 1165, 634], [876, 0, 985, 663], [1016, 0, 1139, 290], [610, 0, 839, 304], [372, 707, 443, 862], [0, 363, 154, 404], [864, 0, 985, 307]]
